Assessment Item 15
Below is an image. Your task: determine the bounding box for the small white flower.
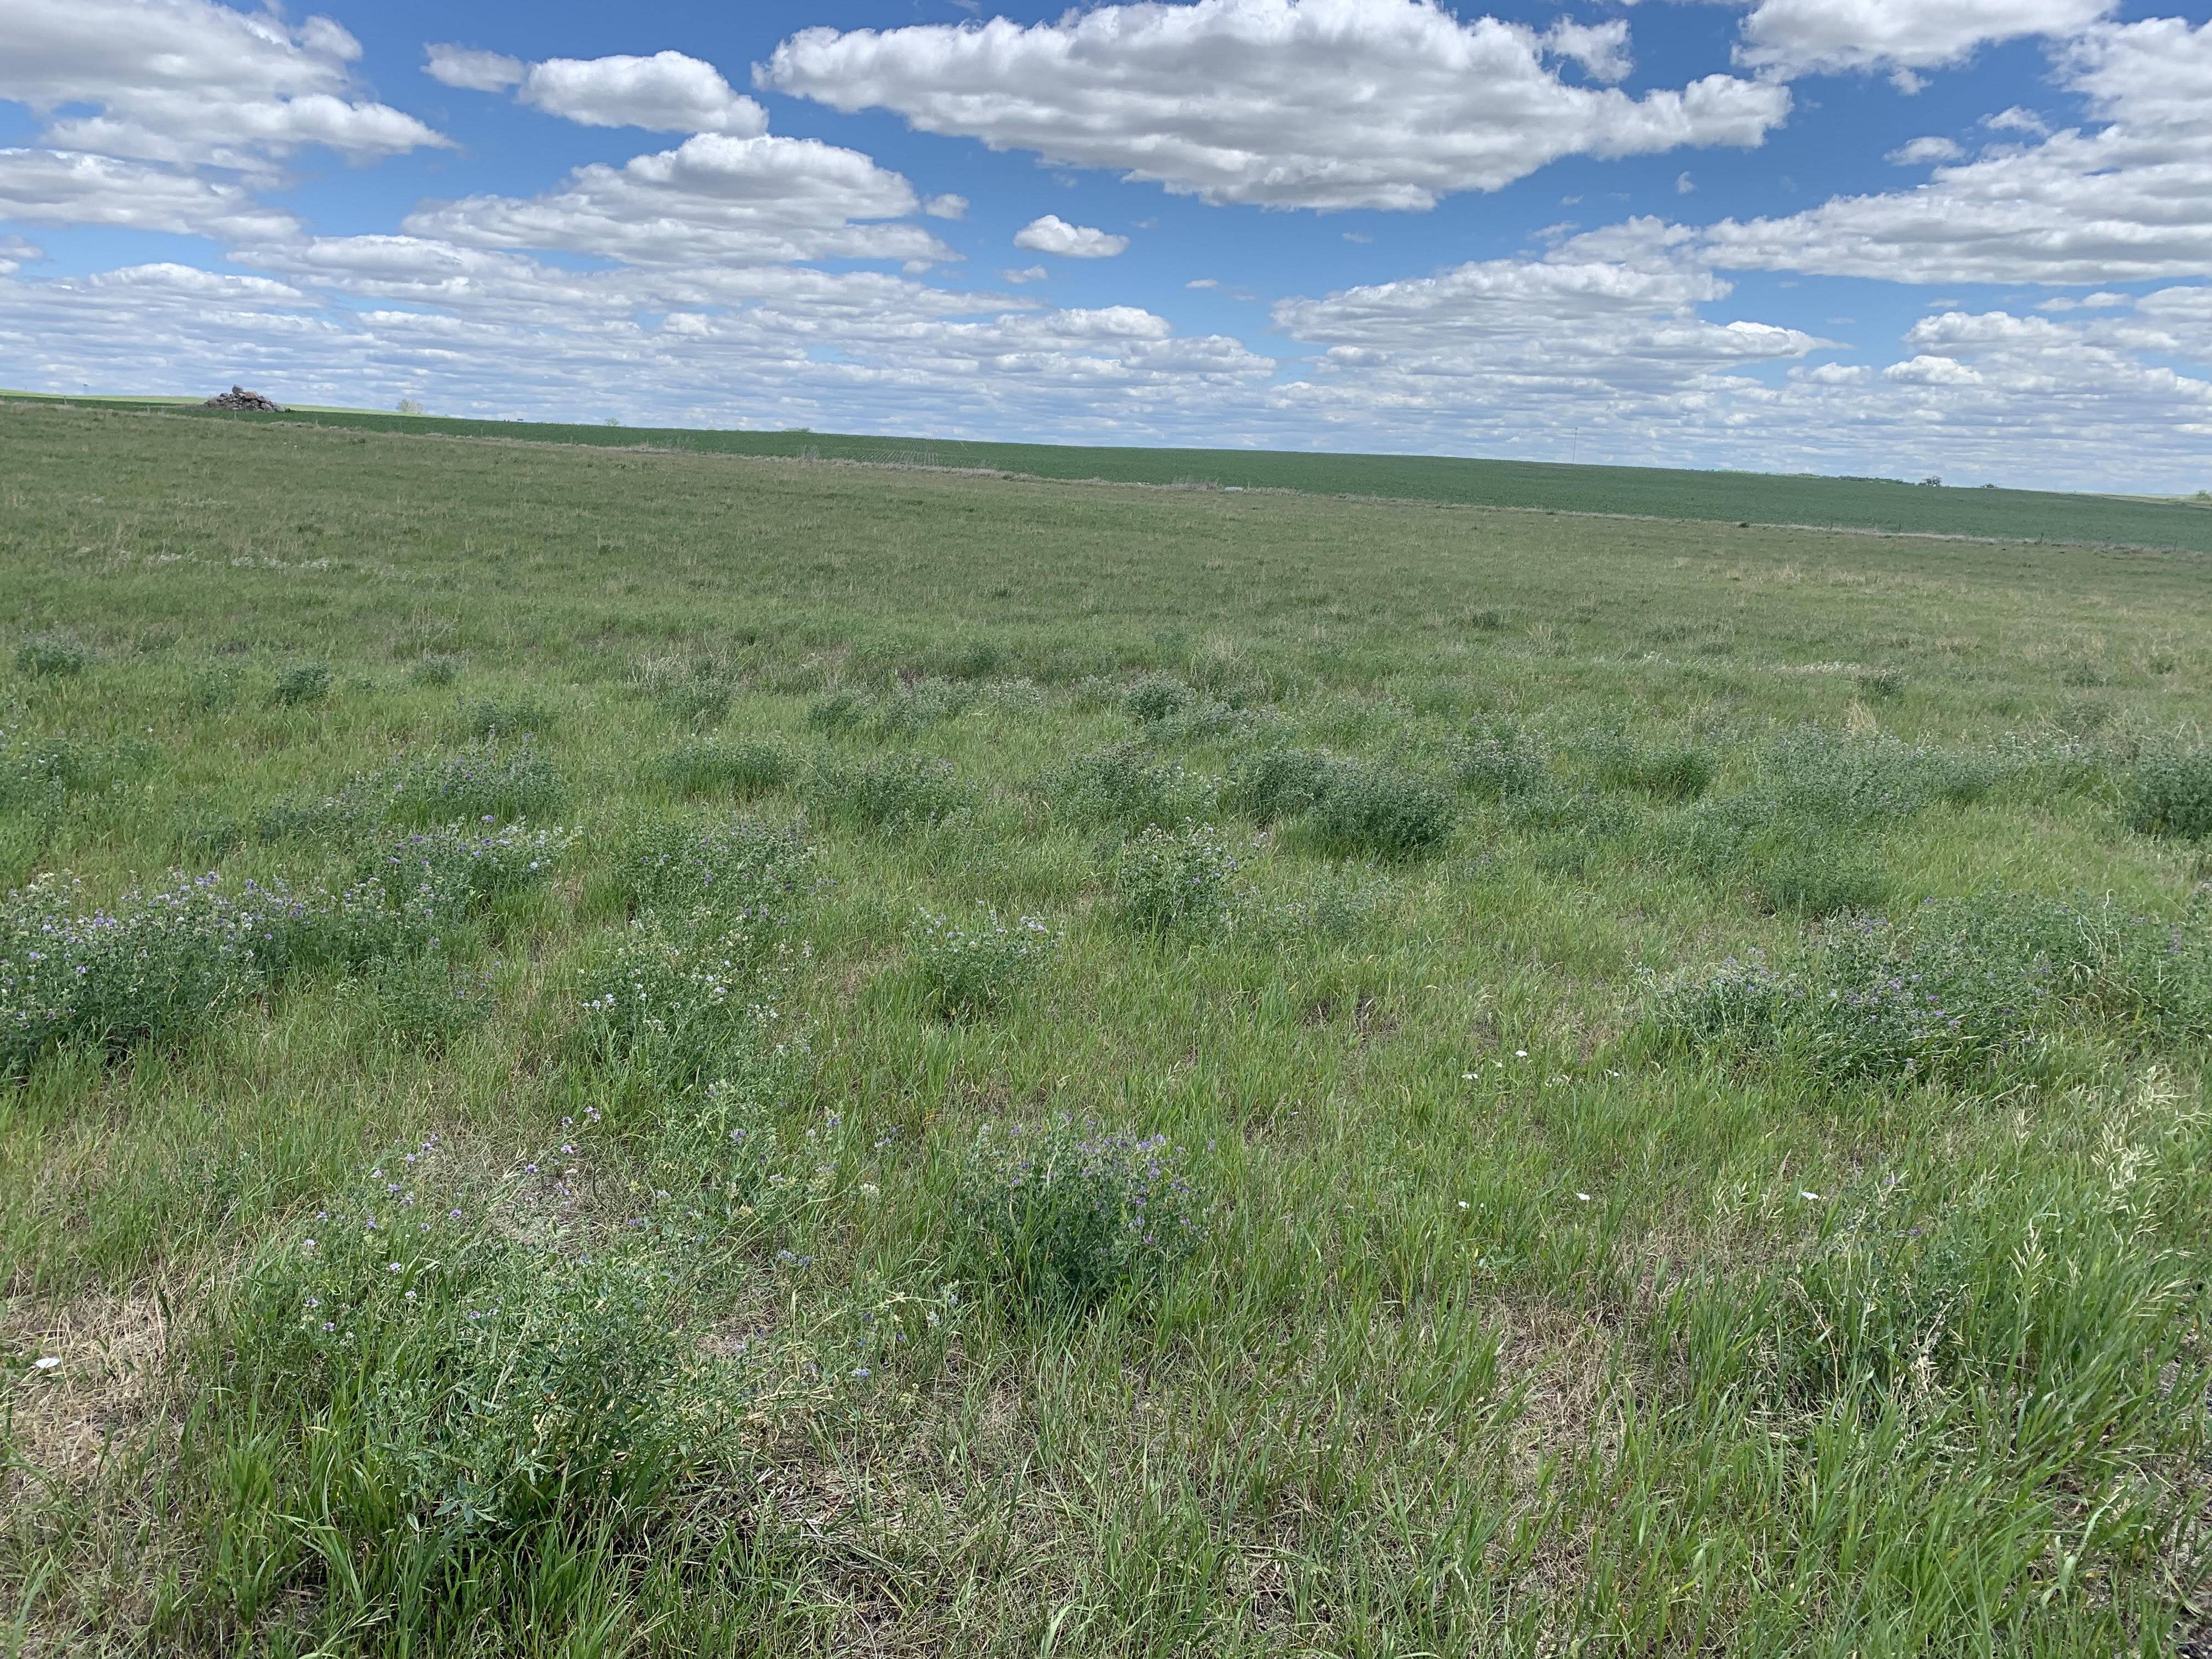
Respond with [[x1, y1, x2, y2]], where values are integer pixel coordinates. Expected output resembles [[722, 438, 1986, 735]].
[[1575, 1192, 1592, 1202], [1800, 1190, 1822, 1201], [33, 1355, 60, 1370], [1457, 1200, 1469, 1209], [1515, 1050, 1528, 1058], [1462, 1072, 1477, 1081]]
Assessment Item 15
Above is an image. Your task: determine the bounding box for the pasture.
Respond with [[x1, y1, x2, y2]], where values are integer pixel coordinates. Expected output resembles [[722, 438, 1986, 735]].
[[3, 400, 2211, 1656]]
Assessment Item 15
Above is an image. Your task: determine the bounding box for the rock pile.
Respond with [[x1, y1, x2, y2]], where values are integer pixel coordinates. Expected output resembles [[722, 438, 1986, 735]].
[[204, 385, 281, 411]]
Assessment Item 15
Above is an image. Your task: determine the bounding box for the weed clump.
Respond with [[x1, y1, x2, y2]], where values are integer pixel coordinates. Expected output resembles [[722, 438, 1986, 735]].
[[1597, 739, 1714, 802], [1654, 891, 2212, 1084], [377, 741, 564, 825], [575, 912, 801, 1093], [812, 752, 972, 833], [1452, 732, 1547, 801], [15, 630, 90, 678], [1297, 762, 1456, 860], [612, 816, 812, 922], [805, 688, 870, 734], [877, 677, 975, 735], [273, 662, 333, 706], [1230, 747, 1337, 825], [1108, 821, 1241, 935], [912, 908, 1058, 1018], [2125, 747, 2212, 840], [1124, 673, 1193, 725], [1055, 743, 1207, 830], [645, 738, 797, 798], [407, 654, 461, 687], [953, 1118, 1207, 1312], [459, 696, 557, 739], [356, 820, 576, 913], [359, 948, 493, 1047]]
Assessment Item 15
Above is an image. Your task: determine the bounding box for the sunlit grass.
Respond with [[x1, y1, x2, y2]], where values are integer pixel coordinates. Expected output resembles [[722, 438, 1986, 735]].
[[2, 400, 2210, 1655]]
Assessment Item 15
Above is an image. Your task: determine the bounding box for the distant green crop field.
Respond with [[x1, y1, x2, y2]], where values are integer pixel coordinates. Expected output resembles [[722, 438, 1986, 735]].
[[12, 388, 2211, 553], [4, 400, 2212, 1657]]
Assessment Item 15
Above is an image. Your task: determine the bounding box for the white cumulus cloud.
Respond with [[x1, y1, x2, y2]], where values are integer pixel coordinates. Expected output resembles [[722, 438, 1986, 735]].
[[1699, 17, 2212, 284], [403, 133, 952, 268], [424, 45, 524, 93], [518, 53, 767, 136], [0, 149, 299, 240], [1736, 0, 2113, 78], [1014, 215, 1129, 257], [760, 0, 1790, 211], [1, 0, 446, 176]]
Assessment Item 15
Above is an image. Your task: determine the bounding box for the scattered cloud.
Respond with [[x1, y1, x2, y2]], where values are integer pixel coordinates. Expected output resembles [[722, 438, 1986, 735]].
[[404, 133, 952, 268], [1735, 0, 2112, 78], [1013, 215, 1129, 258], [1187, 278, 1219, 289], [922, 193, 968, 219], [1, 0, 447, 179], [1003, 264, 1049, 283], [0, 148, 299, 240], [761, 0, 1788, 211], [517, 53, 766, 136], [424, 45, 523, 93], [1700, 18, 2212, 283], [1887, 135, 1963, 164]]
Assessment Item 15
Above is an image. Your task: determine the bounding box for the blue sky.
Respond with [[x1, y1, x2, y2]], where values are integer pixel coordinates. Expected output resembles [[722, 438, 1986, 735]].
[[2, 0, 2209, 489]]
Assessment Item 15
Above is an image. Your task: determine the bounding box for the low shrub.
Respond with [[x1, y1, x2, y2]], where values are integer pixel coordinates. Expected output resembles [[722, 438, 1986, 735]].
[[877, 677, 974, 735], [1054, 743, 1204, 830], [2125, 748, 2212, 840], [1108, 820, 1241, 935], [952, 1117, 1207, 1312], [407, 654, 461, 687], [376, 742, 565, 825], [274, 662, 333, 706], [1230, 747, 1337, 825], [1297, 762, 1456, 860], [612, 816, 812, 921], [1123, 674, 1193, 725], [1, 731, 145, 812], [459, 696, 557, 739], [356, 820, 576, 913], [1452, 734, 1547, 801], [812, 752, 972, 833], [1652, 891, 2212, 1084], [574, 913, 801, 1093], [912, 908, 1058, 1018], [805, 689, 871, 734], [645, 738, 797, 797], [1598, 740, 1714, 802], [15, 630, 90, 678], [360, 948, 493, 1047]]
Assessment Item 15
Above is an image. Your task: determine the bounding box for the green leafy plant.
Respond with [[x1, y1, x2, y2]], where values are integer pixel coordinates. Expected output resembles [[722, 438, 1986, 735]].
[[912, 907, 1057, 1017], [952, 1117, 1207, 1312]]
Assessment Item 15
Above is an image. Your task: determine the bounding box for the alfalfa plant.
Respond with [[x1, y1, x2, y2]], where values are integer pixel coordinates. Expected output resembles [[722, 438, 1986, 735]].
[[1108, 820, 1242, 936], [15, 630, 90, 679], [376, 740, 564, 825], [2125, 747, 2212, 841], [1297, 761, 1457, 861], [273, 661, 333, 706], [952, 1117, 1208, 1313], [644, 738, 797, 799], [911, 907, 1059, 1018], [1595, 737, 1714, 802], [1123, 673, 1194, 726], [1055, 743, 1207, 830], [812, 752, 973, 833], [1453, 734, 1547, 802], [611, 815, 813, 922]]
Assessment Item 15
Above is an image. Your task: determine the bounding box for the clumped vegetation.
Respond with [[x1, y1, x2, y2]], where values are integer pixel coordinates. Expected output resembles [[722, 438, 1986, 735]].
[[4, 402, 2212, 1656]]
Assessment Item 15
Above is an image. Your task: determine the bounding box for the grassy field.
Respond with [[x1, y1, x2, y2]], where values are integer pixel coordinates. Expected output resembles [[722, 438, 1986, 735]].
[[9, 392, 2212, 554], [3, 398, 2212, 1656]]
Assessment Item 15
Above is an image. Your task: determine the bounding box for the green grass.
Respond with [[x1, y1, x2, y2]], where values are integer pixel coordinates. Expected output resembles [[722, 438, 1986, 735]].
[[11, 390, 2212, 552], [3, 398, 2212, 1656]]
